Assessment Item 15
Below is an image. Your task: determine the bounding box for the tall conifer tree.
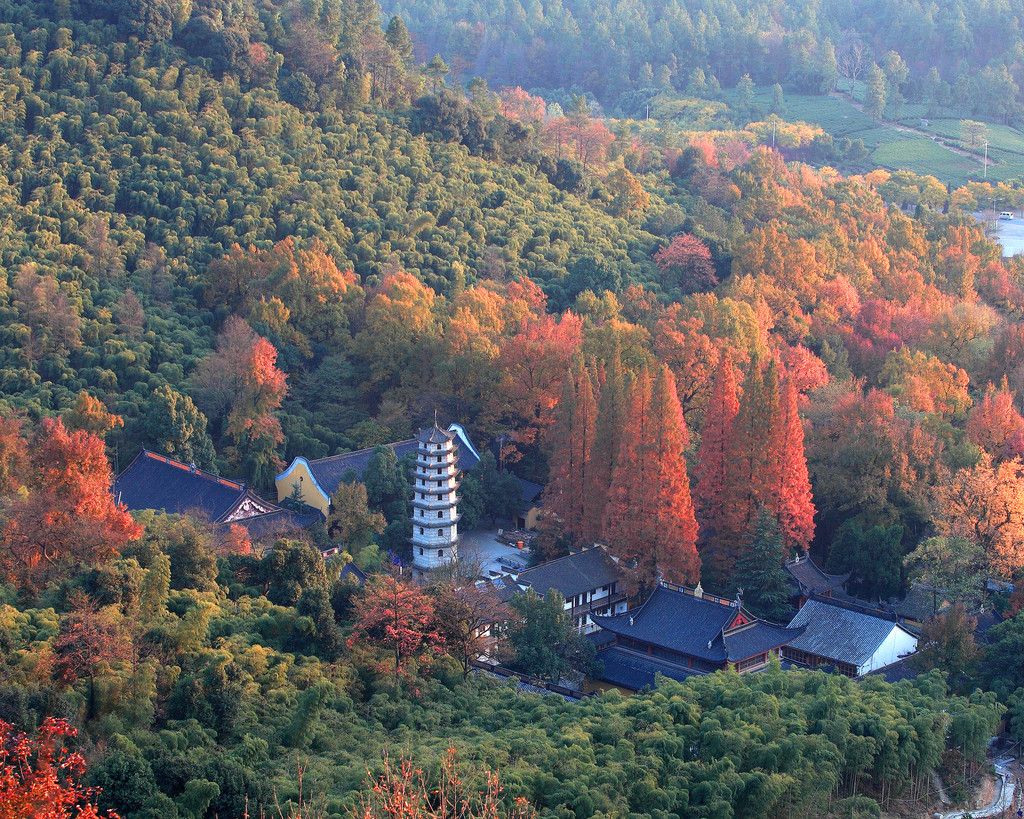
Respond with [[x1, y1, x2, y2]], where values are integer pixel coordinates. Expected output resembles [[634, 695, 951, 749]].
[[604, 366, 700, 594], [695, 351, 740, 585], [720, 354, 780, 576], [771, 377, 816, 551], [584, 347, 627, 542], [695, 351, 739, 531], [544, 357, 597, 545]]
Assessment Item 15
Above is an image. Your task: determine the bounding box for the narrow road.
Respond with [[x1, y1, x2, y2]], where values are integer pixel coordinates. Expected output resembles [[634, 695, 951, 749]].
[[937, 758, 1017, 819]]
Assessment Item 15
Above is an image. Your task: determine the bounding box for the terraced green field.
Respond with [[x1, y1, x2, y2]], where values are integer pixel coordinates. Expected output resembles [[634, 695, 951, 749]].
[[775, 92, 1024, 186]]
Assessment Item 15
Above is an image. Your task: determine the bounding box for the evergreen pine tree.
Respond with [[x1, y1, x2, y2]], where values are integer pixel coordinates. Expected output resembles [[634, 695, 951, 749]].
[[734, 507, 792, 622]]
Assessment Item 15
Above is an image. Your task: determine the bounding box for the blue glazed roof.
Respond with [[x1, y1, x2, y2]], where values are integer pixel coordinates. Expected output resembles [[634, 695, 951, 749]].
[[597, 647, 701, 690], [593, 584, 800, 663], [114, 450, 249, 522]]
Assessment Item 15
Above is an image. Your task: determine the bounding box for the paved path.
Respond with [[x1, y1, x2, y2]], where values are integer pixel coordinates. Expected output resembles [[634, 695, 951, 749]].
[[937, 758, 1016, 819]]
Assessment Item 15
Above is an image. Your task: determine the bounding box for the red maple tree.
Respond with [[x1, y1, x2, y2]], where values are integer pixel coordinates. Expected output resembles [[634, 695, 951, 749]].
[[489, 310, 582, 460], [349, 574, 447, 689], [653, 234, 718, 293], [966, 378, 1024, 460], [1, 418, 141, 588], [0, 718, 116, 819]]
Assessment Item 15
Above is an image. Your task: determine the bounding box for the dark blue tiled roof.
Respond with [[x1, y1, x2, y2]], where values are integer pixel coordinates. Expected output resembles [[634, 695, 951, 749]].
[[597, 647, 701, 691], [518, 478, 544, 505], [340, 562, 367, 585], [228, 507, 320, 541], [724, 622, 804, 661], [787, 598, 905, 667], [869, 657, 919, 684], [593, 585, 739, 662], [114, 450, 249, 522], [306, 435, 481, 499], [516, 547, 622, 601]]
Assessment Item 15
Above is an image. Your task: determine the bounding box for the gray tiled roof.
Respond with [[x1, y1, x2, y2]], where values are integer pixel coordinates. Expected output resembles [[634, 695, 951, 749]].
[[593, 585, 737, 662], [518, 477, 544, 505], [418, 425, 456, 444], [226, 507, 320, 540], [785, 555, 849, 596], [516, 547, 622, 600], [786, 598, 903, 667]]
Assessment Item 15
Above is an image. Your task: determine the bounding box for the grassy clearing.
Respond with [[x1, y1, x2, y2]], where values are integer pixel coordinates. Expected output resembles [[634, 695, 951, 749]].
[[869, 139, 979, 182]]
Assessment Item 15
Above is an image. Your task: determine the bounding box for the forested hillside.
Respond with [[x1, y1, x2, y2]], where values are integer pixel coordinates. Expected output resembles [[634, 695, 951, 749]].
[[388, 0, 1024, 122], [2, 0, 1024, 816]]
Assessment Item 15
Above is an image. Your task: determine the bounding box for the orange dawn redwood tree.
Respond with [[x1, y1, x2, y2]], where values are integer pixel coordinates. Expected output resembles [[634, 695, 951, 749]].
[[544, 357, 598, 546], [604, 366, 700, 593], [694, 351, 739, 542], [583, 348, 627, 543], [714, 354, 781, 579], [770, 377, 816, 552]]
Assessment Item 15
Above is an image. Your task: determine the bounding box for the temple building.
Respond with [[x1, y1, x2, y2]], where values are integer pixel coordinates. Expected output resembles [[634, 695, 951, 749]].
[[782, 596, 918, 677], [113, 449, 318, 544], [784, 553, 850, 610], [589, 582, 803, 691], [275, 423, 480, 518], [410, 424, 461, 575]]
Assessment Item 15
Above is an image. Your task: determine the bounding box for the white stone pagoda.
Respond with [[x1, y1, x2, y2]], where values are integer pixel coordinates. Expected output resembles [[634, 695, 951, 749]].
[[410, 423, 460, 575]]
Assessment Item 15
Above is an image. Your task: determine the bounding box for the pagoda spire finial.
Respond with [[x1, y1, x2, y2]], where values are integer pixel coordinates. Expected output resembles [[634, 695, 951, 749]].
[[434, 407, 438, 428]]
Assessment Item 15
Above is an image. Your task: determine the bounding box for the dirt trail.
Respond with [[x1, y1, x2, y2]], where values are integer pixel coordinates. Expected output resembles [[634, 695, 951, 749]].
[[827, 91, 989, 168]]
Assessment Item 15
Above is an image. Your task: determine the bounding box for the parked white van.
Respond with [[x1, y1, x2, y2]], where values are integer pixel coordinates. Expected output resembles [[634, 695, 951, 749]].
[[1001, 211, 1015, 220]]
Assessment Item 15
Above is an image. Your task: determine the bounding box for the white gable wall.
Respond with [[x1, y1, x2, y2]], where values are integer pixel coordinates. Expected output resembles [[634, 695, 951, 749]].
[[858, 625, 918, 675]]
